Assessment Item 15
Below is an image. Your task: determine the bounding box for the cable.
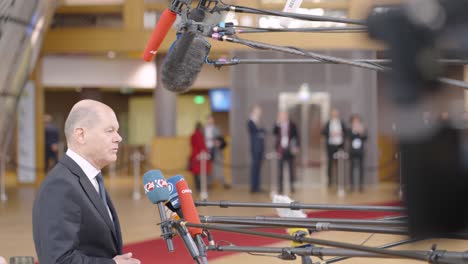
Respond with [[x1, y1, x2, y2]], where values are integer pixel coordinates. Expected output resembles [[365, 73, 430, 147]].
[[360, 233, 375, 246]]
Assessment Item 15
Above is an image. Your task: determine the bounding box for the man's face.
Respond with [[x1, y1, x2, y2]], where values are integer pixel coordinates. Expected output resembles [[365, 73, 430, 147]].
[[253, 106, 262, 118], [83, 108, 122, 169], [207, 116, 214, 125], [279, 111, 288, 123], [331, 109, 339, 119]]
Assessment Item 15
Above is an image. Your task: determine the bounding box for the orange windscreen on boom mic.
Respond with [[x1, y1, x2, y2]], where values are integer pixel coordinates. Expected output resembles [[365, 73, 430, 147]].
[[176, 180, 203, 237], [142, 8, 177, 62]]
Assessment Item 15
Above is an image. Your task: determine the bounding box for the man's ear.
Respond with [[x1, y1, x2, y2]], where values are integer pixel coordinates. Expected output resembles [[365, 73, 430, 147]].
[[75, 128, 85, 144]]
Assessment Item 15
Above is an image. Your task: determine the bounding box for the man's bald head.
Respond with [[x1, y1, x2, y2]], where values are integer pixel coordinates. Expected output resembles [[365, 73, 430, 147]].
[[64, 100, 112, 143]]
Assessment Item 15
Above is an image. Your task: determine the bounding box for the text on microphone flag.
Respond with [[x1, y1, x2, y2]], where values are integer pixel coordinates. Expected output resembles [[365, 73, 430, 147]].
[[156, 179, 168, 188], [144, 181, 155, 193]]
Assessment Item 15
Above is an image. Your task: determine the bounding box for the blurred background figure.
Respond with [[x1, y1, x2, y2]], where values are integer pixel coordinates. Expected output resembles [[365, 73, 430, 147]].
[[44, 114, 59, 172], [439, 111, 450, 122], [0, 256, 6, 264], [322, 108, 347, 187], [348, 114, 367, 192], [273, 111, 299, 194], [190, 122, 211, 191], [422, 111, 433, 126], [205, 114, 226, 188], [247, 105, 266, 193]]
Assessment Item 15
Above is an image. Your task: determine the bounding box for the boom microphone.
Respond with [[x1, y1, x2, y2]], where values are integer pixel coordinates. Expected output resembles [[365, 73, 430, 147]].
[[176, 180, 202, 237], [161, 33, 211, 93], [142, 9, 177, 62], [160, 4, 212, 93], [142, 170, 174, 252], [176, 180, 208, 263]]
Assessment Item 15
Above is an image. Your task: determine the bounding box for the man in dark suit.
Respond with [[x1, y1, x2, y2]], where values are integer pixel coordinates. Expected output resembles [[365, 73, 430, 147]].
[[247, 105, 266, 193], [273, 111, 299, 194], [321, 108, 347, 187], [33, 100, 140, 264]]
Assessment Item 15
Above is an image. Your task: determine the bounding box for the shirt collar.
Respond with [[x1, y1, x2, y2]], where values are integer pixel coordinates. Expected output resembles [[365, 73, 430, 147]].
[[66, 149, 101, 180]]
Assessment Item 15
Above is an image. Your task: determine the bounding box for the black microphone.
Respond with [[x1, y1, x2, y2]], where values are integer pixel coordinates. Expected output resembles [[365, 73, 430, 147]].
[[142, 170, 174, 252], [160, 4, 212, 93], [161, 33, 211, 93]]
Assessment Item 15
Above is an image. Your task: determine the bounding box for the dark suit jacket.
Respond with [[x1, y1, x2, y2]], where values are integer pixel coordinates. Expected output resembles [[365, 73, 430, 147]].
[[33, 155, 122, 264], [247, 119, 265, 159], [45, 124, 59, 151], [273, 121, 299, 158]]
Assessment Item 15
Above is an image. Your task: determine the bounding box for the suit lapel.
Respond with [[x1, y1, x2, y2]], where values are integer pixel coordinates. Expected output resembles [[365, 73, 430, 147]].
[[106, 196, 123, 254], [60, 155, 119, 248]]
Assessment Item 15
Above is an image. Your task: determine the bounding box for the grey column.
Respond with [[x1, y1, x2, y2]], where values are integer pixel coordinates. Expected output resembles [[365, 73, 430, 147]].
[[154, 56, 177, 137]]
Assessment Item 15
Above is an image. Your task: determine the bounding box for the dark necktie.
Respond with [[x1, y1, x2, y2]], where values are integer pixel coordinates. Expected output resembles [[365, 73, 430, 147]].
[[95, 173, 113, 222]]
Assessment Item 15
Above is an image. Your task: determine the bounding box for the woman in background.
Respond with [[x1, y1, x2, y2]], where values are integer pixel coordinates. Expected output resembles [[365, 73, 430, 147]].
[[190, 122, 211, 191]]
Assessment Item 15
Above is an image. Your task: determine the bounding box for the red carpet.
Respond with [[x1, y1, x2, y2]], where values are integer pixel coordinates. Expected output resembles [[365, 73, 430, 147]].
[[123, 202, 401, 263]]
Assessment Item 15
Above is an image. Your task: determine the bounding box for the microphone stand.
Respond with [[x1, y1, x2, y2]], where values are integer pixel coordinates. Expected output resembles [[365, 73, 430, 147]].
[[195, 200, 405, 212], [209, 34, 388, 71], [157, 203, 175, 252], [207, 58, 468, 67], [200, 215, 408, 226], [195, 234, 208, 264], [197, 218, 409, 235], [205, 244, 468, 263], [172, 221, 207, 264], [183, 222, 457, 264], [214, 5, 366, 25]]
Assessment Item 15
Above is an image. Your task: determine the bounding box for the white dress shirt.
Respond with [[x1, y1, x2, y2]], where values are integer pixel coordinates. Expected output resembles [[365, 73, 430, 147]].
[[205, 125, 215, 149], [66, 149, 113, 221], [280, 122, 289, 149], [328, 119, 344, 145]]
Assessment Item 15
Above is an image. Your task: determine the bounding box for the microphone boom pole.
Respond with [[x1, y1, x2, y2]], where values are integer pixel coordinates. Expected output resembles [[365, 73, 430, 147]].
[[209, 58, 468, 67], [216, 5, 366, 25], [200, 215, 408, 226], [199, 219, 408, 235], [206, 245, 468, 261], [183, 222, 455, 264], [208, 35, 468, 89], [195, 200, 405, 212]]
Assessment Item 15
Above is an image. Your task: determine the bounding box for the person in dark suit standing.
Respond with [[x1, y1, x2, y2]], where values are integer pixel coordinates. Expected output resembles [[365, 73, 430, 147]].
[[322, 108, 347, 187], [247, 105, 266, 193], [44, 114, 60, 172], [273, 111, 299, 194], [348, 114, 367, 192], [33, 100, 140, 264]]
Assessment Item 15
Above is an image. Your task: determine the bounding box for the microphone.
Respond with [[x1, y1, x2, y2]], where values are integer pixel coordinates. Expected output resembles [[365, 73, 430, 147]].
[[142, 8, 177, 62], [166, 175, 185, 217], [160, 4, 212, 93], [160, 34, 211, 93], [176, 180, 202, 236], [142, 170, 174, 252], [166, 176, 206, 263], [176, 180, 208, 263]]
